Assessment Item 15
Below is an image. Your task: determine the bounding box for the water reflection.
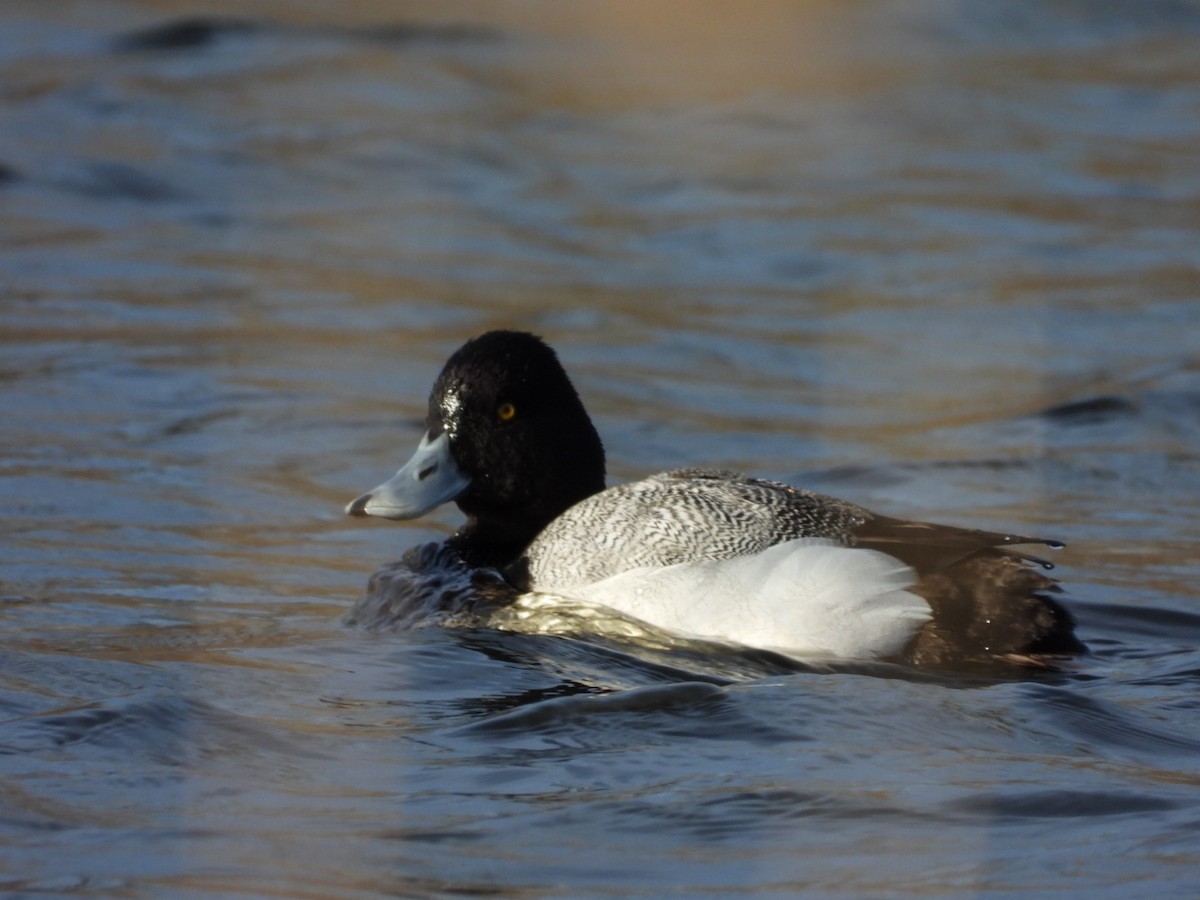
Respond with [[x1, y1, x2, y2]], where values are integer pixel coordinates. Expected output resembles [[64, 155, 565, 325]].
[[2, 0, 1200, 896]]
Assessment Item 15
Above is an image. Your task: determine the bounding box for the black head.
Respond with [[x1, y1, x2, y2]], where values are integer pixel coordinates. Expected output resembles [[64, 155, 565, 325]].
[[436, 331, 606, 547], [348, 330, 606, 567]]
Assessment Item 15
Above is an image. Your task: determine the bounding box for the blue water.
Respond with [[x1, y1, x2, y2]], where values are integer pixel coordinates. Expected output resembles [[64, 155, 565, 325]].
[[3, 2, 1200, 896]]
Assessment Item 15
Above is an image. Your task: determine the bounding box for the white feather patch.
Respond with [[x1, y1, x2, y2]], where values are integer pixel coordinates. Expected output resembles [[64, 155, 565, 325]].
[[544, 538, 930, 661]]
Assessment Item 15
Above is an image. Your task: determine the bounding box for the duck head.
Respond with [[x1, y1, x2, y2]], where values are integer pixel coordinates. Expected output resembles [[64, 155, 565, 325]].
[[346, 330, 606, 565]]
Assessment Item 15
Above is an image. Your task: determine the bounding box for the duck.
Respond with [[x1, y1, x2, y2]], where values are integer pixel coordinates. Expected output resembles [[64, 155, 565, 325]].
[[346, 330, 1085, 668]]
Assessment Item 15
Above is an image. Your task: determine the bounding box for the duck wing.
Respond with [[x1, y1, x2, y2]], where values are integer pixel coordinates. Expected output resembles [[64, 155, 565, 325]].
[[850, 513, 1062, 574], [847, 514, 1082, 666]]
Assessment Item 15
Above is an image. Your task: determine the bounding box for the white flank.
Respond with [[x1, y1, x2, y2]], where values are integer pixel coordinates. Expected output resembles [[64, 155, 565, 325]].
[[549, 539, 931, 661]]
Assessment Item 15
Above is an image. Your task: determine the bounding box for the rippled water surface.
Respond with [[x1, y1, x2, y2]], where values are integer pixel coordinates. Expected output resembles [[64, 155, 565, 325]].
[[3, 1, 1200, 896]]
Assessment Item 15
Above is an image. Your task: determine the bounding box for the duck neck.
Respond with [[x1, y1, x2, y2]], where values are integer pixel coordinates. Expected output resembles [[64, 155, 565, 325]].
[[450, 470, 606, 570], [448, 514, 542, 570]]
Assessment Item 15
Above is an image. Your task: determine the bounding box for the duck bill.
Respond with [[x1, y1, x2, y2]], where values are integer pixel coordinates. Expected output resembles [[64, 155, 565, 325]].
[[345, 430, 469, 519]]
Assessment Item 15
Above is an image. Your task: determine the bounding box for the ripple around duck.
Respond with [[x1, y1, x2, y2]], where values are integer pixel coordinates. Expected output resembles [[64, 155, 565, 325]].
[[1020, 682, 1200, 760], [948, 788, 1181, 822], [1082, 601, 1200, 645], [451, 680, 731, 736], [0, 693, 303, 765]]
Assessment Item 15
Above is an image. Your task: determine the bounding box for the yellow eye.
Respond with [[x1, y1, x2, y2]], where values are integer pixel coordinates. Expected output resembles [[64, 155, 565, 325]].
[[497, 402, 517, 422]]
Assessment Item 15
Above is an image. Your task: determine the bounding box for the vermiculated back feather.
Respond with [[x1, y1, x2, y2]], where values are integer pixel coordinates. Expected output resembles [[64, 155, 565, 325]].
[[520, 469, 871, 589]]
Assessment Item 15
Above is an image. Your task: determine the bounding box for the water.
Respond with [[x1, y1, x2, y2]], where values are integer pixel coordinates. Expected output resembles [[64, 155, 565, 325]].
[[3, 1, 1200, 896]]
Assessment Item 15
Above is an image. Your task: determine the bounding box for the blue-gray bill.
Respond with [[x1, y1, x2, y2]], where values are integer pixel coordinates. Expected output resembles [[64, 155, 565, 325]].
[[346, 430, 469, 519]]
